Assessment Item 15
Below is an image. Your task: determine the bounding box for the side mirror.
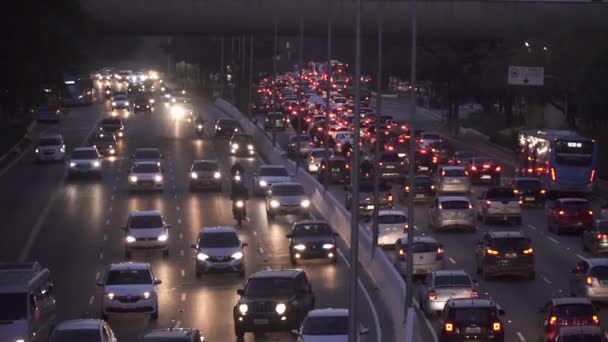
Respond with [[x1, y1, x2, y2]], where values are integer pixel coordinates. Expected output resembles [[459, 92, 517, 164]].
[[236, 289, 244, 295], [290, 329, 300, 336], [360, 327, 370, 335], [286, 234, 293, 238], [154, 278, 162, 285], [191, 244, 197, 249], [96, 280, 104, 287]]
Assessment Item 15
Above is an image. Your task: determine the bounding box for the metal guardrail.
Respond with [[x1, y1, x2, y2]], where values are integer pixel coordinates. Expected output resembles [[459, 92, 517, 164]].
[[0, 121, 36, 165]]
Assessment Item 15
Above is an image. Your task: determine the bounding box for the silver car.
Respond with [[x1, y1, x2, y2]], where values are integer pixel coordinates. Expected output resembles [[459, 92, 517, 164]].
[[570, 258, 608, 302], [394, 236, 445, 276], [435, 166, 471, 194], [253, 165, 291, 196], [375, 210, 409, 247], [131, 148, 163, 167], [428, 196, 476, 231], [111, 94, 130, 111], [123, 210, 170, 258], [50, 319, 117, 342], [128, 161, 163, 192], [306, 148, 329, 174], [189, 160, 222, 192], [35, 134, 65, 162], [67, 147, 102, 178], [192, 226, 247, 277], [266, 182, 311, 220], [419, 269, 478, 315]]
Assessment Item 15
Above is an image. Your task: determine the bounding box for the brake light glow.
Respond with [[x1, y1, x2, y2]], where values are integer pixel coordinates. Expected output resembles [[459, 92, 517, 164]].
[[593, 315, 600, 325], [551, 167, 556, 181], [468, 203, 473, 209], [522, 248, 533, 255], [471, 289, 479, 298], [587, 276, 593, 286], [513, 189, 519, 194], [597, 234, 607, 240], [591, 169, 596, 183], [483, 164, 490, 169], [387, 194, 393, 202], [404, 185, 410, 191], [471, 165, 477, 171], [540, 189, 546, 194], [486, 248, 499, 255], [428, 291, 437, 301], [445, 323, 454, 332], [496, 166, 501, 172], [486, 200, 492, 206], [549, 316, 557, 326], [492, 323, 501, 332], [420, 150, 427, 154], [558, 210, 565, 215], [589, 210, 594, 215]]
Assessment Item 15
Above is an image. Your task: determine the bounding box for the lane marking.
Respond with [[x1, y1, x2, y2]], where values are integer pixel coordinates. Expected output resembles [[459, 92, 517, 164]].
[[176, 206, 180, 211], [95, 272, 100, 281], [103, 233, 107, 242], [174, 321, 181, 329], [88, 295, 94, 305], [258, 247, 264, 254], [253, 231, 257, 236], [108, 206, 113, 212], [547, 236, 559, 244], [181, 292, 187, 302], [99, 252, 104, 260], [541, 275, 552, 285], [527, 224, 536, 230], [517, 332, 526, 342], [448, 257, 457, 264], [337, 248, 382, 342], [18, 189, 63, 261], [105, 219, 110, 226], [266, 266, 271, 271], [177, 218, 182, 224], [181, 269, 185, 277], [179, 233, 183, 240], [576, 254, 585, 260]]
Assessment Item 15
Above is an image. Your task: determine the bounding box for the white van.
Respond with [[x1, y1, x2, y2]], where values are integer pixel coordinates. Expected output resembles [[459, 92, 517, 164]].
[[0, 262, 56, 342]]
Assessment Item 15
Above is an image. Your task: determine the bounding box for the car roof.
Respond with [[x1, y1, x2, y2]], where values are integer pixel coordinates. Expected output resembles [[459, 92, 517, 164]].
[[108, 262, 151, 271], [557, 198, 589, 203], [433, 269, 470, 277], [200, 226, 237, 235], [440, 166, 466, 171], [448, 298, 496, 308], [0, 262, 49, 292], [552, 297, 593, 306], [143, 328, 198, 338], [585, 258, 608, 267], [514, 177, 541, 182], [250, 269, 302, 279], [438, 196, 470, 202], [488, 231, 526, 239], [193, 159, 218, 165], [307, 308, 349, 318], [129, 210, 162, 217], [72, 147, 97, 152], [40, 134, 63, 140], [55, 319, 102, 331], [260, 165, 287, 170], [378, 210, 407, 216], [397, 236, 437, 244]]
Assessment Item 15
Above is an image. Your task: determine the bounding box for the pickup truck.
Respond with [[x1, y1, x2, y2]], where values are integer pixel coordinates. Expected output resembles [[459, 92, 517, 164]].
[[345, 182, 393, 219], [477, 187, 522, 225]]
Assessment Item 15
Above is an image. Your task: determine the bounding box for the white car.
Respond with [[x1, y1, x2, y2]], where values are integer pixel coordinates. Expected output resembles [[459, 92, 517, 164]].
[[35, 134, 65, 162], [128, 161, 163, 192], [418, 132, 442, 149], [306, 148, 330, 173], [67, 147, 102, 178], [293, 308, 369, 342], [333, 132, 354, 152], [111, 95, 130, 111], [123, 210, 170, 258], [131, 148, 163, 167], [192, 226, 247, 277], [253, 165, 291, 196], [375, 210, 409, 247], [98, 262, 161, 320], [394, 236, 445, 276], [49, 319, 117, 342]]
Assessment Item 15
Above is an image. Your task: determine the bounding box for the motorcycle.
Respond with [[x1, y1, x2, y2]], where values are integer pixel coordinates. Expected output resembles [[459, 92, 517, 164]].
[[233, 200, 246, 226], [194, 122, 204, 138], [104, 88, 112, 99], [232, 170, 243, 185]]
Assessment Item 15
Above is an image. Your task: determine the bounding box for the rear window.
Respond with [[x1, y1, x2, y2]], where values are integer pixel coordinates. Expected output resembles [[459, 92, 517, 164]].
[[129, 215, 163, 229], [440, 200, 470, 210], [422, 134, 441, 140], [378, 215, 407, 224], [590, 266, 608, 280], [311, 150, 328, 158], [442, 169, 466, 177], [453, 308, 493, 324], [292, 136, 311, 142], [50, 329, 101, 342], [412, 177, 432, 185], [562, 201, 591, 211], [560, 334, 603, 342], [486, 188, 517, 199], [516, 180, 541, 190], [475, 158, 497, 165], [555, 140, 594, 167], [434, 275, 471, 287], [0, 293, 27, 320], [554, 304, 595, 317], [39, 138, 62, 146], [491, 237, 530, 250], [380, 153, 400, 162], [328, 160, 346, 168], [405, 242, 440, 253], [193, 162, 218, 172]]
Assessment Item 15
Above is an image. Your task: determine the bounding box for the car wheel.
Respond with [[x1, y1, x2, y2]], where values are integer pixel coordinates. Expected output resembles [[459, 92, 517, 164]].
[[151, 307, 159, 319], [101, 312, 108, 320], [162, 249, 169, 258]]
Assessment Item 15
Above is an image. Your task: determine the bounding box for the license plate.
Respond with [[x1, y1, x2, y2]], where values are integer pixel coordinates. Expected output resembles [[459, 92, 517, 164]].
[[525, 197, 535, 201], [419, 166, 428, 171], [366, 205, 374, 210], [505, 253, 517, 259], [465, 327, 481, 334], [387, 165, 395, 169], [481, 175, 491, 179], [254, 319, 269, 325], [416, 194, 425, 198], [332, 168, 340, 172]]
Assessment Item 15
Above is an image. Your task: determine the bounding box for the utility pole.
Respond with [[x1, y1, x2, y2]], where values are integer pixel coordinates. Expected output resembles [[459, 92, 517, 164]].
[[405, 0, 418, 312], [348, 0, 362, 340], [220, 36, 225, 97], [248, 36, 254, 118], [296, 16, 304, 175], [272, 18, 278, 146], [372, 11, 383, 256], [323, 19, 332, 189]]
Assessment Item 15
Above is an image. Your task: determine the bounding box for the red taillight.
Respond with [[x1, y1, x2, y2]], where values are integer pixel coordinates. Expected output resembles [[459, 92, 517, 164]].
[[398, 248, 406, 260], [428, 291, 437, 301], [436, 247, 444, 260], [593, 315, 600, 325], [558, 210, 565, 215], [597, 234, 607, 240], [587, 276, 594, 286], [470, 289, 479, 298], [486, 248, 499, 255], [551, 167, 557, 181], [522, 248, 533, 255], [495, 166, 501, 172], [590, 169, 596, 183], [471, 165, 477, 171], [492, 322, 501, 332], [483, 164, 490, 169], [420, 150, 427, 154], [549, 316, 557, 326], [486, 200, 492, 207], [589, 210, 594, 216], [540, 189, 546, 194], [445, 323, 454, 333]]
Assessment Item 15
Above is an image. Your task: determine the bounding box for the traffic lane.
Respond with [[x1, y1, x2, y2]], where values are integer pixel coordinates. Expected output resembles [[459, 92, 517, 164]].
[[0, 104, 103, 261]]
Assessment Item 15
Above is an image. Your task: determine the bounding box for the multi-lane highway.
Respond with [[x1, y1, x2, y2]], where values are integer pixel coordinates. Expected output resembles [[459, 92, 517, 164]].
[[0, 88, 395, 341]]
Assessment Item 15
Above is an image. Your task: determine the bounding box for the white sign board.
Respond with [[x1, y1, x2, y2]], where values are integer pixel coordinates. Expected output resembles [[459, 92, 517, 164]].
[[508, 66, 544, 86]]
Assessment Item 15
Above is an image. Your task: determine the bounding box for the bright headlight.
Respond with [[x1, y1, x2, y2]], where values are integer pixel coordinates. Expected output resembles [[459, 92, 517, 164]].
[[232, 143, 239, 149], [213, 171, 221, 179], [112, 101, 117, 106], [154, 175, 163, 182], [106, 292, 115, 300], [323, 243, 335, 249], [275, 303, 287, 315], [270, 200, 280, 208], [300, 200, 311, 208], [231, 251, 244, 260], [70, 162, 76, 167], [60, 146, 65, 153], [259, 180, 268, 187], [197, 253, 209, 261], [149, 98, 155, 104], [143, 291, 151, 299], [35, 148, 39, 153], [293, 244, 306, 251], [236, 200, 244, 208], [234, 174, 241, 181], [126, 236, 135, 243], [238, 304, 248, 314], [92, 161, 101, 168], [247, 144, 254, 150], [130, 175, 138, 183], [157, 234, 168, 241], [109, 148, 116, 154], [190, 172, 198, 179], [15, 339, 25, 342], [118, 132, 123, 137], [125, 101, 130, 106], [197, 124, 203, 129]]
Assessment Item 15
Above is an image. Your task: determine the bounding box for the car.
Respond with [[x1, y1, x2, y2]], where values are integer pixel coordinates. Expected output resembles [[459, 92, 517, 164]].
[[189, 160, 222, 192], [49, 319, 117, 342], [253, 165, 291, 196], [394, 236, 444, 276], [333, 131, 354, 152], [35, 134, 66, 162], [192, 226, 247, 277], [229, 133, 256, 157], [467, 157, 502, 185], [437, 298, 505, 342], [374, 210, 409, 247], [306, 148, 330, 173], [548, 198, 594, 234], [429, 141, 455, 165], [435, 166, 471, 194], [99, 117, 125, 138], [569, 258, 608, 302], [477, 187, 522, 225], [170, 102, 194, 121], [384, 135, 409, 159], [142, 328, 206, 342], [512, 177, 546, 207], [67, 147, 102, 178], [97, 262, 162, 320], [122, 210, 170, 258], [345, 182, 393, 218], [582, 219, 608, 256], [428, 196, 476, 231], [233, 269, 315, 338], [89, 132, 117, 156], [419, 269, 479, 316], [540, 297, 600, 342], [264, 112, 288, 131], [35, 104, 63, 122], [266, 182, 311, 220], [551, 326, 607, 342], [111, 94, 130, 111], [318, 156, 350, 184], [475, 231, 535, 280], [400, 175, 435, 202], [214, 118, 241, 137], [128, 161, 163, 192], [133, 96, 152, 112], [292, 308, 369, 341], [418, 132, 442, 149], [131, 148, 163, 166], [287, 135, 314, 157], [451, 150, 477, 166], [286, 221, 338, 265], [377, 151, 406, 181], [413, 149, 437, 175]]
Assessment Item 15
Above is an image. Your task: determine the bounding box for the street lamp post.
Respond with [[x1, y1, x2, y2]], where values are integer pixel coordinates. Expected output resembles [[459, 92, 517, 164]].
[[372, 10, 383, 254], [272, 18, 278, 146], [323, 19, 332, 189], [296, 16, 304, 175], [248, 36, 254, 118]]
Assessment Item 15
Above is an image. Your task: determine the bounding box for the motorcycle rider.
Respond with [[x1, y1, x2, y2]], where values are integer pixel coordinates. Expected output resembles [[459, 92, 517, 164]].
[[194, 115, 205, 132], [231, 161, 245, 179], [104, 85, 112, 97], [360, 157, 374, 177], [230, 181, 249, 218]]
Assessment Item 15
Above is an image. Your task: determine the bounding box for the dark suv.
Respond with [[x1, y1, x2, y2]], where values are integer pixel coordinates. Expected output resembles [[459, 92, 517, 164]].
[[512, 177, 546, 207], [286, 221, 338, 265], [540, 297, 600, 342], [377, 151, 406, 181], [233, 269, 315, 338], [475, 231, 535, 280], [214, 118, 241, 137], [438, 298, 505, 342], [318, 156, 350, 184], [229, 133, 255, 157], [142, 328, 205, 342], [467, 157, 502, 185]]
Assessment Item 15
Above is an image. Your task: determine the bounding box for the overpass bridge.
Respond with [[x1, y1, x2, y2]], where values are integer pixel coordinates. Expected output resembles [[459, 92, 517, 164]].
[[82, 0, 608, 39]]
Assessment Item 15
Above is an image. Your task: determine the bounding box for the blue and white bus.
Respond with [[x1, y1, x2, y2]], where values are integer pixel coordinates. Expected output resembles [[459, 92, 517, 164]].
[[518, 129, 597, 194]]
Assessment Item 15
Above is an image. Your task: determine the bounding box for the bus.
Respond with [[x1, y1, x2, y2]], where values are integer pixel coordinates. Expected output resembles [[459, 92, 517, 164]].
[[518, 129, 597, 194], [62, 74, 93, 106]]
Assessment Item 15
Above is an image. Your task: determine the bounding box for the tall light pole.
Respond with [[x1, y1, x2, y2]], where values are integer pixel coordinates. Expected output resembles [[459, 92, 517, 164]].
[[220, 36, 225, 97], [323, 18, 332, 189], [405, 0, 418, 312], [349, 0, 362, 340], [372, 9, 383, 255], [296, 16, 304, 175], [272, 18, 278, 146], [248, 36, 254, 118]]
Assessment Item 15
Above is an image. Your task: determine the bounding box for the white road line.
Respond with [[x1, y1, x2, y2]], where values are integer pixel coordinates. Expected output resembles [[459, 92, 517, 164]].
[[180, 250, 184, 256], [181, 269, 185, 277], [88, 296, 94, 305], [576, 254, 585, 260], [253, 231, 257, 236], [179, 233, 183, 240], [176, 206, 180, 211], [266, 266, 271, 271], [448, 257, 457, 264], [95, 272, 100, 281], [18, 189, 62, 261], [105, 219, 110, 225], [103, 233, 107, 242], [110, 195, 114, 200], [337, 249, 382, 342], [542, 275, 552, 285], [181, 293, 187, 302], [517, 331, 526, 342], [547, 236, 559, 244], [258, 247, 264, 254], [527, 224, 536, 230], [174, 321, 181, 329], [177, 218, 182, 224], [99, 252, 104, 260], [108, 206, 113, 212]]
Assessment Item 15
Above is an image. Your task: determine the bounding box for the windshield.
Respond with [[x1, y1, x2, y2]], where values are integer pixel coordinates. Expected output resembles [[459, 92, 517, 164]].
[[218, 120, 237, 127], [378, 215, 407, 224], [0, 293, 27, 320], [92, 134, 115, 142], [39, 138, 62, 146], [405, 242, 440, 253], [562, 201, 591, 211], [554, 140, 594, 166], [491, 237, 530, 251], [302, 316, 348, 335], [50, 330, 102, 342], [101, 119, 121, 126], [133, 164, 160, 173], [443, 169, 466, 177], [516, 180, 541, 190], [272, 184, 304, 196], [135, 150, 161, 159], [381, 153, 400, 162], [293, 223, 333, 236], [453, 308, 493, 324], [245, 277, 294, 296], [435, 275, 472, 287], [193, 162, 218, 172], [231, 136, 253, 144], [106, 270, 152, 285], [590, 266, 608, 280], [129, 215, 163, 228], [114, 96, 127, 101], [413, 177, 432, 185], [311, 150, 328, 158], [71, 150, 98, 159], [260, 167, 289, 177], [440, 200, 470, 210], [200, 232, 239, 248], [554, 304, 595, 317]]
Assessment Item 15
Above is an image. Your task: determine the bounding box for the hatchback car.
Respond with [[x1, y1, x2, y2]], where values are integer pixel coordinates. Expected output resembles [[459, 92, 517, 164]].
[[467, 157, 502, 185], [419, 270, 478, 316], [345, 182, 393, 218], [214, 118, 241, 137], [233, 269, 315, 338], [35, 134, 65, 162], [477, 187, 522, 225], [540, 297, 600, 342], [142, 328, 205, 342], [287, 135, 314, 157], [122, 210, 170, 258], [128, 161, 163, 192], [98, 262, 162, 319], [318, 156, 350, 184], [189, 160, 222, 192], [582, 219, 608, 256], [418, 132, 442, 150], [131, 148, 163, 166], [111, 95, 130, 111], [452, 150, 477, 166], [570, 258, 608, 302], [266, 183, 311, 220], [401, 175, 435, 203], [438, 298, 505, 342], [253, 165, 291, 195], [89, 132, 117, 156], [133, 96, 152, 113], [429, 196, 476, 232], [306, 148, 330, 173], [229, 133, 255, 157], [376, 210, 409, 247], [435, 166, 471, 194], [548, 198, 594, 234], [264, 112, 288, 131], [414, 149, 437, 175], [192, 226, 247, 277], [49, 319, 117, 342], [67, 147, 102, 178], [292, 308, 369, 342], [475, 231, 535, 280], [512, 177, 546, 207], [394, 236, 444, 276], [287, 221, 338, 265], [377, 151, 406, 181], [99, 117, 125, 138], [429, 141, 455, 165]]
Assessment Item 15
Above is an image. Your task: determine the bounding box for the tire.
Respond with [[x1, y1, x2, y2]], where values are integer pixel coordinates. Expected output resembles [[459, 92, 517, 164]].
[[101, 312, 108, 320], [162, 249, 169, 258], [151, 308, 159, 319]]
